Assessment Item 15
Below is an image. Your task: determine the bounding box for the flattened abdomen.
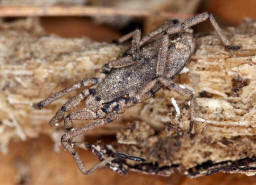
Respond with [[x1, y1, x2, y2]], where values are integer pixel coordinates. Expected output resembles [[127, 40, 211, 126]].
[[96, 60, 156, 103]]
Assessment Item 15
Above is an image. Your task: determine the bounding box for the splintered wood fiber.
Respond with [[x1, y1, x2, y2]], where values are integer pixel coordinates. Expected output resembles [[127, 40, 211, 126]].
[[0, 18, 256, 177]]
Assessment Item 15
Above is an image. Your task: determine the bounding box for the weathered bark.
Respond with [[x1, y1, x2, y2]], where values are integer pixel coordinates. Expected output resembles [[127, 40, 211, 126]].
[[0, 18, 256, 176]]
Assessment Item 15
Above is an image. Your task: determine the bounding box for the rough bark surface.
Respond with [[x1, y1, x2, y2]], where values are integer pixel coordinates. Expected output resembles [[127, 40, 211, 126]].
[[0, 18, 256, 177]]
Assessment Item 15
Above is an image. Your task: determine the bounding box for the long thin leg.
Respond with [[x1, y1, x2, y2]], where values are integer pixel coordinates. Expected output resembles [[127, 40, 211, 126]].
[[130, 29, 141, 61], [49, 88, 91, 126], [118, 29, 141, 61], [135, 76, 195, 135], [136, 76, 195, 133], [62, 96, 147, 174], [118, 29, 140, 44], [63, 83, 157, 174], [33, 78, 98, 109], [69, 142, 116, 175], [166, 12, 237, 48], [61, 113, 118, 175], [101, 56, 134, 74], [182, 12, 230, 46], [159, 77, 195, 133], [75, 143, 143, 174], [140, 19, 179, 46], [64, 108, 102, 130], [104, 28, 144, 73], [140, 12, 239, 49]]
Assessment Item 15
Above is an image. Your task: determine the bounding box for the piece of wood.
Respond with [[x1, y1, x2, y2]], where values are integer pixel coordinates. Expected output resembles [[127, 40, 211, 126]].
[[115, 18, 256, 176], [0, 6, 193, 18], [0, 18, 256, 177]]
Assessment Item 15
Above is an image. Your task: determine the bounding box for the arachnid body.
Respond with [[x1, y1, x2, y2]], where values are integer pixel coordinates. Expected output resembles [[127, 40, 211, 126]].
[[34, 12, 239, 175]]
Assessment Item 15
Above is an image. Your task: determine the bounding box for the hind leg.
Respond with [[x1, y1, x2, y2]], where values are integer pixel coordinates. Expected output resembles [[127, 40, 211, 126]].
[[61, 113, 118, 174], [62, 96, 148, 174]]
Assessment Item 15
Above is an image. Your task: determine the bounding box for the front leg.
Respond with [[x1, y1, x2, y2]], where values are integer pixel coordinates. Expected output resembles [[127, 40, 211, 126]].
[[64, 107, 102, 130], [159, 77, 195, 134], [117, 29, 141, 61], [182, 12, 231, 47], [49, 88, 91, 126], [102, 29, 142, 74], [166, 12, 240, 49], [33, 78, 99, 127], [33, 77, 98, 109], [140, 19, 179, 46], [101, 56, 134, 74]]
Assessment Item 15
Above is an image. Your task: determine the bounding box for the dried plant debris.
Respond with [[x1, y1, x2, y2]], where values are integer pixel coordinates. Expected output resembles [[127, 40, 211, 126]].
[[0, 0, 87, 6], [0, 18, 256, 177]]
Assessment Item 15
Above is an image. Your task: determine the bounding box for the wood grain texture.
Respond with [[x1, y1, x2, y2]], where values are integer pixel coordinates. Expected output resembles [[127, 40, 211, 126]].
[[0, 16, 256, 182]]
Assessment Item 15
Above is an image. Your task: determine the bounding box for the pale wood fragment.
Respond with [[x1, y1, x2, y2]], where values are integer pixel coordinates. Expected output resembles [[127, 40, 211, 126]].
[[0, 18, 256, 177]]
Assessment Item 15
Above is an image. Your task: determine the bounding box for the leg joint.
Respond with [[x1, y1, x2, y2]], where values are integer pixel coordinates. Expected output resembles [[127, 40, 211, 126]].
[[65, 114, 71, 120], [35, 102, 44, 109], [106, 117, 113, 123], [172, 19, 179, 25], [131, 97, 137, 104], [89, 88, 96, 95], [102, 64, 111, 74], [61, 135, 67, 143], [61, 105, 67, 112], [92, 77, 98, 84], [169, 83, 175, 89]]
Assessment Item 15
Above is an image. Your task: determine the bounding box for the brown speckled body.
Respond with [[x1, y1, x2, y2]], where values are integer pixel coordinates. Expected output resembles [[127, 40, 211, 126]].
[[86, 32, 195, 113]]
